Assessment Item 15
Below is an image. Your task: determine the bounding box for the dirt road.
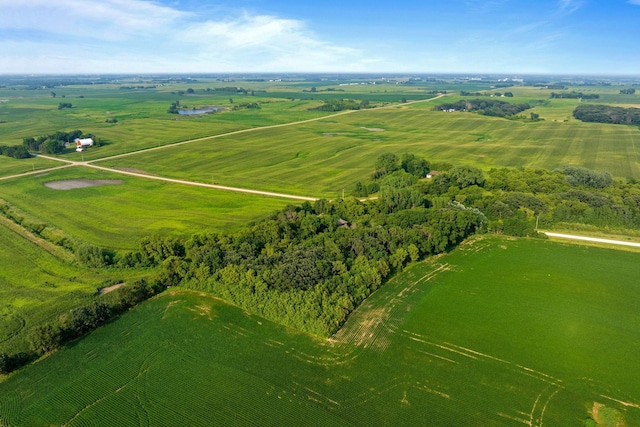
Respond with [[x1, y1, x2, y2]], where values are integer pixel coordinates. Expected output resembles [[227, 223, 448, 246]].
[[3, 94, 447, 201], [544, 232, 640, 248]]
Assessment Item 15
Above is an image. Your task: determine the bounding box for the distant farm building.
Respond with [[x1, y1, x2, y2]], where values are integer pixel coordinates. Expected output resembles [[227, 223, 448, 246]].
[[426, 171, 439, 179], [75, 138, 94, 152]]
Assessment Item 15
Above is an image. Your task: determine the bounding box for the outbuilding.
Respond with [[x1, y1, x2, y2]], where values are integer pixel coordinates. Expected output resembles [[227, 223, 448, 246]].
[[75, 138, 94, 152]]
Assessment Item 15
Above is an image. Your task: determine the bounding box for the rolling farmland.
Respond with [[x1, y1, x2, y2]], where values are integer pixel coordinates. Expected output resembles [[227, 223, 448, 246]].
[[2, 77, 640, 426], [1, 237, 638, 426], [90, 89, 640, 198]]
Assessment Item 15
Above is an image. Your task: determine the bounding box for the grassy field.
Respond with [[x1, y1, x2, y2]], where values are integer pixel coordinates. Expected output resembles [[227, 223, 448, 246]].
[[0, 167, 292, 250], [1, 236, 638, 426], [0, 220, 126, 355], [0, 156, 67, 178]]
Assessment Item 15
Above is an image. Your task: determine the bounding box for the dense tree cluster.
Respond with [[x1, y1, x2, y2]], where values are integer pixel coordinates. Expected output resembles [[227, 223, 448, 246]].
[[460, 91, 486, 96], [213, 86, 248, 93], [573, 104, 640, 126], [167, 100, 180, 114], [434, 99, 531, 118], [57, 102, 73, 110], [116, 194, 486, 336], [419, 165, 640, 234], [21, 130, 95, 154], [562, 165, 613, 188], [550, 91, 599, 99], [232, 102, 261, 110], [620, 88, 636, 95], [0, 352, 31, 375], [311, 99, 371, 112], [0, 144, 31, 159]]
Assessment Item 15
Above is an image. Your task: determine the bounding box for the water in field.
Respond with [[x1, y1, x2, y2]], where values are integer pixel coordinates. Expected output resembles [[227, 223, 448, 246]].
[[177, 108, 219, 115]]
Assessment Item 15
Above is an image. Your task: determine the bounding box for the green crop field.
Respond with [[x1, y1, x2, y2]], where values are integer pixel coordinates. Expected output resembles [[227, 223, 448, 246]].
[[0, 156, 66, 177], [0, 167, 291, 250], [95, 96, 640, 198], [1, 236, 638, 426], [0, 78, 437, 160]]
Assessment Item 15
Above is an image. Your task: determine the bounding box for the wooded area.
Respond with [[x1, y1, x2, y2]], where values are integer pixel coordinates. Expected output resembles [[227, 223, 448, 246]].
[[434, 99, 531, 117], [573, 104, 640, 125]]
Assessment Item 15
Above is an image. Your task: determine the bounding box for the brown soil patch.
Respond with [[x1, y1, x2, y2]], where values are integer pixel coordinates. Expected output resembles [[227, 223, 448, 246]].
[[45, 179, 123, 190], [99, 283, 126, 295]]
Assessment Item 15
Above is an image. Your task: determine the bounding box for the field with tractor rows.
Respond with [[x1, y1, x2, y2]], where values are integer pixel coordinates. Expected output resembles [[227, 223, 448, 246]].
[[1, 236, 638, 426], [95, 95, 640, 198]]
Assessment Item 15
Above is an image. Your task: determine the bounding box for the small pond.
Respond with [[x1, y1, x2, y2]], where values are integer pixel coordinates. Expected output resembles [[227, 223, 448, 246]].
[[177, 107, 220, 115]]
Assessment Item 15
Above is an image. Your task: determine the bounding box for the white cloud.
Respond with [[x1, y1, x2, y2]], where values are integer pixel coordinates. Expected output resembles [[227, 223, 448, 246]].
[[0, 0, 187, 40], [557, 0, 583, 15], [0, 1, 375, 73], [628, 0, 640, 4], [178, 14, 366, 71]]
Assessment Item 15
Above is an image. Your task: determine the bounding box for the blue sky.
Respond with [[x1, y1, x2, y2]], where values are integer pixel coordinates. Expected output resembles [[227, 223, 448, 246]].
[[0, 0, 638, 75]]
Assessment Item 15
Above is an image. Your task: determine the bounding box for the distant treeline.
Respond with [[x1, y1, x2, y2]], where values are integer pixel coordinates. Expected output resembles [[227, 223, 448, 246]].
[[532, 84, 567, 89], [310, 99, 372, 112], [460, 91, 513, 97], [620, 88, 636, 95], [573, 104, 640, 126], [434, 99, 531, 117], [120, 85, 157, 90], [550, 91, 599, 99]]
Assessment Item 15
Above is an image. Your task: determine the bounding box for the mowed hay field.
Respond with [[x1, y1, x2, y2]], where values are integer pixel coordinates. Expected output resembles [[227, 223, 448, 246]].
[[1, 237, 638, 426], [96, 97, 640, 198], [0, 167, 291, 250]]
